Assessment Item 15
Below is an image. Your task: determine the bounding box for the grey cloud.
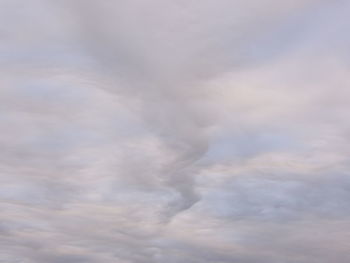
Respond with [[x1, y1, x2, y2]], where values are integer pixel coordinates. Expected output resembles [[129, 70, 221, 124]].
[[1, 0, 350, 263], [58, 0, 327, 218]]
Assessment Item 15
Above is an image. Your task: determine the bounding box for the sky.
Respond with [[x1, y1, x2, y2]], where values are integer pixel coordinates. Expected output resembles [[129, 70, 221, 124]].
[[1, 0, 350, 262]]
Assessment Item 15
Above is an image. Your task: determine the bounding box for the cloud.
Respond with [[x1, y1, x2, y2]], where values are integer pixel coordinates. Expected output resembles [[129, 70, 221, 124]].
[[1, 0, 350, 262]]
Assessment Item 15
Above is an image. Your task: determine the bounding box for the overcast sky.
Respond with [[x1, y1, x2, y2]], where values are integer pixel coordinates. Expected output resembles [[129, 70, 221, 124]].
[[1, 0, 350, 262]]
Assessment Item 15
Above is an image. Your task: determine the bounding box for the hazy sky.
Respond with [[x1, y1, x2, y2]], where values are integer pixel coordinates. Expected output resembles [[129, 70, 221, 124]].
[[1, 0, 350, 262]]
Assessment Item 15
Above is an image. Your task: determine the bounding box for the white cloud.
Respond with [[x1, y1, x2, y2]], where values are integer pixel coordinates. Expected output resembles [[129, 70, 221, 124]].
[[1, 0, 350, 262]]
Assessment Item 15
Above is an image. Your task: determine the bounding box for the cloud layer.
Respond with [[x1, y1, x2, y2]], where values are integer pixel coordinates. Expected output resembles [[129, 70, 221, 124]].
[[1, 0, 350, 262]]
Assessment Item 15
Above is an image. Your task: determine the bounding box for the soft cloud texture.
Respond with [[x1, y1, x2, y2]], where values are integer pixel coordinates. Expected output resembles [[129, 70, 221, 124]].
[[1, 0, 350, 262]]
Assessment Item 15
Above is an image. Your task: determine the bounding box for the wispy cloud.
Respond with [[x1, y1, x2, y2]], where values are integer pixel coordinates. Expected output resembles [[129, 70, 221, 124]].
[[1, 0, 350, 262]]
